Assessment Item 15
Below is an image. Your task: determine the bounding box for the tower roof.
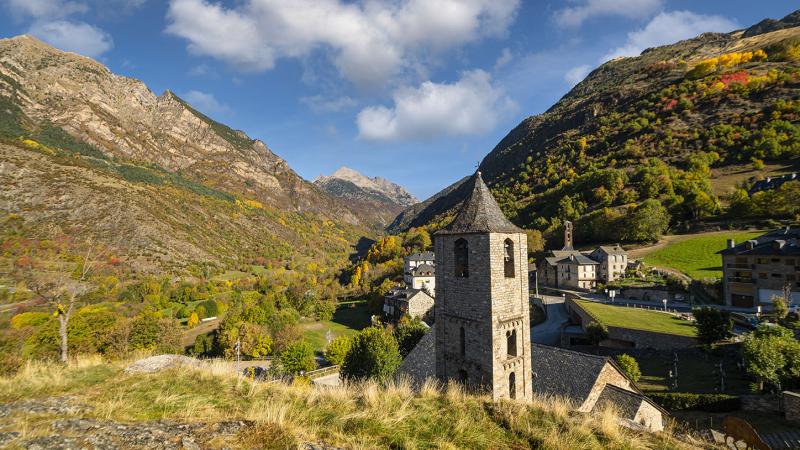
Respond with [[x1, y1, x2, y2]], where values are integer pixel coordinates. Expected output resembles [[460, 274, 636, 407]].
[[436, 172, 522, 235]]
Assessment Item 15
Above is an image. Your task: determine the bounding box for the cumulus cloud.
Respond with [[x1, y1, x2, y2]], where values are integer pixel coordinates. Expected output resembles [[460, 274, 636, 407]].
[[356, 70, 515, 141], [603, 10, 738, 60], [182, 90, 230, 115], [165, 0, 520, 89], [4, 0, 88, 20], [300, 95, 357, 113], [28, 20, 113, 58], [564, 64, 591, 86], [553, 0, 663, 28]]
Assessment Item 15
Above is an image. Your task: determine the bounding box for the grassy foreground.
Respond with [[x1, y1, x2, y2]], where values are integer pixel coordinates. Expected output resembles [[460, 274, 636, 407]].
[[641, 231, 763, 280], [0, 356, 703, 449], [576, 300, 698, 338]]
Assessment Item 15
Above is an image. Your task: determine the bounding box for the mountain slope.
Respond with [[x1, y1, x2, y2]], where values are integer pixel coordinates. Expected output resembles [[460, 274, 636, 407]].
[[0, 35, 372, 274], [314, 167, 417, 226], [390, 10, 800, 240]]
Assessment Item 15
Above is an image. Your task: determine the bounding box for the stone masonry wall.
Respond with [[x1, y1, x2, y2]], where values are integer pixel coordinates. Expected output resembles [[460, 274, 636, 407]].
[[783, 391, 800, 424]]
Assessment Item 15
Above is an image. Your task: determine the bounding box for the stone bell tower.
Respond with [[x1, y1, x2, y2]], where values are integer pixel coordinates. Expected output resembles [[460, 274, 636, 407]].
[[433, 172, 532, 401]]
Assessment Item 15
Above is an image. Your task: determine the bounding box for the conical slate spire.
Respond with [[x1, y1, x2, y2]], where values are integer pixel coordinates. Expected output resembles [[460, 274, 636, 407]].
[[436, 172, 522, 234]]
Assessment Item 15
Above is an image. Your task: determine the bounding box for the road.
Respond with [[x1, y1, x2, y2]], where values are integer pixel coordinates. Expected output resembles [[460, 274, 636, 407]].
[[180, 318, 221, 347], [531, 295, 568, 346]]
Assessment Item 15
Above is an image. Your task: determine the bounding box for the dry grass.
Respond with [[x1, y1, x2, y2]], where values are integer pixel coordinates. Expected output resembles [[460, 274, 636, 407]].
[[0, 357, 703, 449]]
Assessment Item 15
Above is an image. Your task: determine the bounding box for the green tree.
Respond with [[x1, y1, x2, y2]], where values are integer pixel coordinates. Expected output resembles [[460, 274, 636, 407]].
[[585, 322, 609, 347], [614, 354, 641, 383], [341, 327, 401, 382], [278, 341, 316, 375], [324, 335, 352, 366], [743, 333, 800, 390], [393, 317, 429, 357], [772, 292, 790, 321], [128, 314, 182, 353], [622, 199, 670, 242], [693, 307, 732, 346]]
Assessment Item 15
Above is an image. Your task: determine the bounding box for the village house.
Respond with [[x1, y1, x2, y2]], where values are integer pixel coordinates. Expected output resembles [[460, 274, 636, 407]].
[[404, 256, 435, 293], [539, 221, 628, 290], [383, 287, 435, 323], [719, 227, 800, 308]]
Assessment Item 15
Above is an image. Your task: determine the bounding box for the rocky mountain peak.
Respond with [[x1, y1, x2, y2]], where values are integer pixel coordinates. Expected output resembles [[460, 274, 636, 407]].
[[315, 166, 418, 208]]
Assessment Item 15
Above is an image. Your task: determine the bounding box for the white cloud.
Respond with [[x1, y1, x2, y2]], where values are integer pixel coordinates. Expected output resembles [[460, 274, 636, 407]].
[[356, 69, 515, 141], [165, 0, 520, 89], [28, 20, 113, 57], [494, 47, 513, 70], [300, 95, 357, 113], [4, 0, 87, 20], [553, 0, 663, 28], [564, 64, 591, 85], [182, 90, 229, 115], [603, 10, 738, 60]]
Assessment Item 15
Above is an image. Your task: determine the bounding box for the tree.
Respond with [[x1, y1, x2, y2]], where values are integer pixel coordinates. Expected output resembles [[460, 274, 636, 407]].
[[693, 307, 732, 345], [585, 322, 609, 347], [341, 327, 401, 382], [615, 354, 641, 383], [773, 285, 792, 320], [128, 314, 182, 353], [278, 340, 316, 375], [324, 335, 352, 366], [187, 312, 200, 328], [524, 229, 545, 254], [622, 199, 670, 242], [743, 332, 800, 390], [393, 317, 429, 357]]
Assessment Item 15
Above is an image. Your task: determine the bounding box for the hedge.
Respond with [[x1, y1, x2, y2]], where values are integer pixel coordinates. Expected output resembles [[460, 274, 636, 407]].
[[648, 392, 741, 412]]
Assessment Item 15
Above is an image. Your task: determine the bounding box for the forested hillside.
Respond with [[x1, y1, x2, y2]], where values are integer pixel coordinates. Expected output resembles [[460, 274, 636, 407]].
[[390, 10, 800, 245]]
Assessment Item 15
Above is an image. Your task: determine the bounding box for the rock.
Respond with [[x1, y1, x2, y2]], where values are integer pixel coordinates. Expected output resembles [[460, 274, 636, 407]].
[[0, 396, 91, 417], [124, 354, 202, 374]]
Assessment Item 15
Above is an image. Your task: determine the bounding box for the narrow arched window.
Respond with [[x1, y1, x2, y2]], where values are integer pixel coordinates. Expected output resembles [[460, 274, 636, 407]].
[[459, 369, 468, 385], [504, 238, 515, 278], [454, 238, 469, 278], [506, 329, 517, 357], [509, 372, 516, 399], [459, 326, 466, 357]]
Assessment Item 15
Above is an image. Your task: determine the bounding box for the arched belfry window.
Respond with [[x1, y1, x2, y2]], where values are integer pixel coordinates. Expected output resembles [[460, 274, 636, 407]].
[[504, 238, 515, 278], [506, 329, 517, 357], [454, 238, 469, 278]]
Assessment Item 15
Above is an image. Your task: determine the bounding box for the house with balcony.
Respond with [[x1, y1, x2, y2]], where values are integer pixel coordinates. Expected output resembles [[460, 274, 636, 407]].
[[719, 227, 800, 308]]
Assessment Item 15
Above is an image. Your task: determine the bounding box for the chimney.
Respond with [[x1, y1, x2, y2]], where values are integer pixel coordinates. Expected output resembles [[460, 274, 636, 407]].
[[564, 221, 574, 250], [773, 240, 786, 250], [727, 239, 735, 249]]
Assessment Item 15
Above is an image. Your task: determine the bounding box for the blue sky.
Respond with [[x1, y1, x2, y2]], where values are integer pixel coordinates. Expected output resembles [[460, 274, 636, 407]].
[[0, 1, 795, 199]]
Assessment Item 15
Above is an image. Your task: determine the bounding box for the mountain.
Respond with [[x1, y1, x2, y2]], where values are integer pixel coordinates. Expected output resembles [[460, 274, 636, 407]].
[[0, 35, 373, 274], [390, 10, 800, 242], [314, 167, 418, 226]]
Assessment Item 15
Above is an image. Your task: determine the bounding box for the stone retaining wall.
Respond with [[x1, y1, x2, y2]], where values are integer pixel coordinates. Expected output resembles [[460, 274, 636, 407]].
[[784, 391, 800, 424]]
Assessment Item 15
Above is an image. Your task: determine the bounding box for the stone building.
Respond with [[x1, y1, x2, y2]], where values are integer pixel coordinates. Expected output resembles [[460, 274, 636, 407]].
[[719, 227, 800, 308], [539, 222, 628, 290], [405, 262, 435, 292], [532, 344, 666, 431], [383, 287, 435, 323], [433, 172, 533, 401]]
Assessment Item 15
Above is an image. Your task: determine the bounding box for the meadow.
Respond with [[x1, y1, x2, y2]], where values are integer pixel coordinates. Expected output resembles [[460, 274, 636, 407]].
[[575, 300, 698, 337], [640, 231, 763, 280]]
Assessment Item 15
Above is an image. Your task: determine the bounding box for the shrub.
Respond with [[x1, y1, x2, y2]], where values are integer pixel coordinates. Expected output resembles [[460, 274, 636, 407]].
[[324, 335, 352, 366], [128, 314, 182, 353], [649, 392, 740, 412], [585, 322, 609, 346], [614, 354, 641, 383], [10, 312, 50, 329], [341, 327, 401, 382], [394, 317, 428, 357], [278, 341, 316, 375]]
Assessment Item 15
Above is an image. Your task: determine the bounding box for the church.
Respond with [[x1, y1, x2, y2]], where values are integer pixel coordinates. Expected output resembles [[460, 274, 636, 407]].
[[396, 172, 665, 431]]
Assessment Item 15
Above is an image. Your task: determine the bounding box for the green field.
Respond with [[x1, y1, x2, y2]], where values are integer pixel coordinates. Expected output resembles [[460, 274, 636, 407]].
[[635, 349, 750, 393], [301, 301, 372, 353], [642, 231, 763, 280], [575, 300, 697, 337]]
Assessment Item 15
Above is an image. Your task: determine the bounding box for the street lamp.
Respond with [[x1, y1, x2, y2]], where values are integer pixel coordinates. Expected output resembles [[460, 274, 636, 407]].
[[609, 290, 616, 303], [662, 298, 668, 312]]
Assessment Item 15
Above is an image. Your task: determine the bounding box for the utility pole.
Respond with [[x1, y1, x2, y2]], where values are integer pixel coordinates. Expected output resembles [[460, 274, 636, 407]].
[[535, 270, 539, 298]]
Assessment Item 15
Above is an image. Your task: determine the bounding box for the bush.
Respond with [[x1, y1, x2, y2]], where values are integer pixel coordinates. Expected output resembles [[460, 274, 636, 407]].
[[341, 327, 401, 382], [393, 317, 428, 357], [278, 341, 316, 375], [324, 335, 352, 366], [649, 392, 740, 412], [128, 314, 182, 353], [10, 312, 50, 329], [614, 354, 641, 383]]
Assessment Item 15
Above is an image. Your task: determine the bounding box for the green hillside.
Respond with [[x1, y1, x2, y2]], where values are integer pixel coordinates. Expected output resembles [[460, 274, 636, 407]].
[[390, 11, 800, 244]]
